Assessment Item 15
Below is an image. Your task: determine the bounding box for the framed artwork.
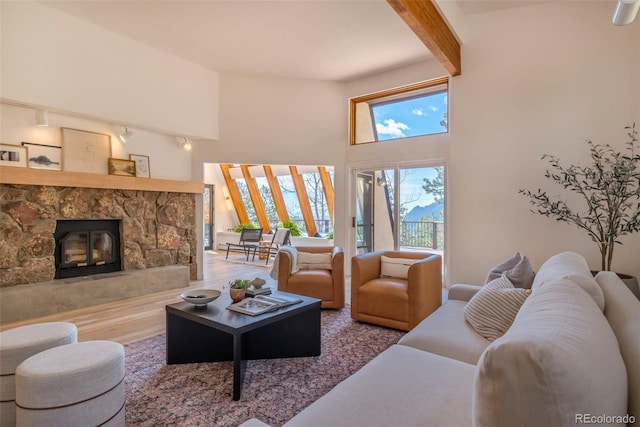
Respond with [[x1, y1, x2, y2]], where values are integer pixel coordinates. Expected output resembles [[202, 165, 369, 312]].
[[62, 127, 111, 174], [21, 142, 62, 171], [108, 158, 136, 177], [129, 154, 150, 178], [0, 143, 28, 168]]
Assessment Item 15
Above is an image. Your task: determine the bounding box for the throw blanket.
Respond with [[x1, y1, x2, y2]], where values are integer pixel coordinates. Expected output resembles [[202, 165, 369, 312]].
[[270, 245, 298, 280]]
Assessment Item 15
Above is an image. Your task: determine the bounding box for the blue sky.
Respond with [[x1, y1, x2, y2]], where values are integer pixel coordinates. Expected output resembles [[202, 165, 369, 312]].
[[372, 92, 447, 140]]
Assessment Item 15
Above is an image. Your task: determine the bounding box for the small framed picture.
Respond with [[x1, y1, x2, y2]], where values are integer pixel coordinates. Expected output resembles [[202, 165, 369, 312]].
[[129, 154, 150, 178], [108, 158, 136, 177], [21, 142, 62, 171], [0, 143, 28, 168]]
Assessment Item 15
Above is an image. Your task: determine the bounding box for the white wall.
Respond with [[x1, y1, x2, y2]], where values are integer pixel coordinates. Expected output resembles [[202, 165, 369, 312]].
[[194, 73, 348, 249], [344, 1, 639, 284], [448, 1, 640, 283], [1, 103, 193, 181], [1, 1, 219, 141]]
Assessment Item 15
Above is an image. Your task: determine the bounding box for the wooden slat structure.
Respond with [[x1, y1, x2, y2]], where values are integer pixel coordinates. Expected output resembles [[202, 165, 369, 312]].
[[289, 166, 318, 237], [263, 165, 289, 223], [219, 164, 249, 225], [318, 166, 334, 226], [221, 163, 334, 238], [240, 164, 271, 233], [386, 0, 461, 76]]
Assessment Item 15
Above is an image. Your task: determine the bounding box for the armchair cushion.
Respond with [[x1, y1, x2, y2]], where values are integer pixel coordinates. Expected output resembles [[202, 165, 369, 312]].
[[380, 256, 416, 279], [297, 251, 332, 270]]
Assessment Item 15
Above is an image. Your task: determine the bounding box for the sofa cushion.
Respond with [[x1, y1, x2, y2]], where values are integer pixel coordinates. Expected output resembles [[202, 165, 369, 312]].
[[463, 275, 531, 341], [596, 271, 640, 420], [380, 256, 416, 279], [531, 251, 604, 311], [398, 300, 490, 365], [285, 344, 475, 427], [485, 252, 535, 288], [473, 278, 628, 427]]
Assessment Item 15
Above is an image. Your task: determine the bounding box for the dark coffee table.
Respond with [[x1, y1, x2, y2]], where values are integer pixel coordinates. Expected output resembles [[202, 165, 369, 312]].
[[165, 291, 321, 400]]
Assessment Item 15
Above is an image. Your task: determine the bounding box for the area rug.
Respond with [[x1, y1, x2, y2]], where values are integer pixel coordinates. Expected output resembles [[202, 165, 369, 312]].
[[124, 307, 404, 427], [214, 252, 274, 269]]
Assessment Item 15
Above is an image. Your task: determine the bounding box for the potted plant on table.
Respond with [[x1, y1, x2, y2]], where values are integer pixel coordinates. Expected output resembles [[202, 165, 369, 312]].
[[229, 279, 252, 303], [519, 124, 640, 297]]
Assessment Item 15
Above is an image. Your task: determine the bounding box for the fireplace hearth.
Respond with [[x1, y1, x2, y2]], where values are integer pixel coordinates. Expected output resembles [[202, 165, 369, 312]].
[[54, 220, 122, 279]]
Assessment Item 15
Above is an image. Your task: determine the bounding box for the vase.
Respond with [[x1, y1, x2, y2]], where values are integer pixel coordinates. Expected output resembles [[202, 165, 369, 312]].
[[230, 288, 246, 303], [251, 278, 266, 289]]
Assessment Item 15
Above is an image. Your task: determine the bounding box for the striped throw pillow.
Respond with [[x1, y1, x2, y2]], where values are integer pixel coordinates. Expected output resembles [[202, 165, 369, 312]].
[[463, 275, 531, 341]]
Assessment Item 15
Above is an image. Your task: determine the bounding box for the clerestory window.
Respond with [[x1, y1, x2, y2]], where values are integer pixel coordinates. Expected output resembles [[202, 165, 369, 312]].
[[350, 77, 448, 145]]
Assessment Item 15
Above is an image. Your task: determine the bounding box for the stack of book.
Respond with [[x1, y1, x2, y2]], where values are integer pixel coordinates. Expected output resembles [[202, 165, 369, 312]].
[[227, 294, 303, 316], [245, 286, 272, 297]]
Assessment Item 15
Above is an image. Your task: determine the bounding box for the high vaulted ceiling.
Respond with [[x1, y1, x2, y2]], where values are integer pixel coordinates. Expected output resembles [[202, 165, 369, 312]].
[[39, 1, 537, 82]]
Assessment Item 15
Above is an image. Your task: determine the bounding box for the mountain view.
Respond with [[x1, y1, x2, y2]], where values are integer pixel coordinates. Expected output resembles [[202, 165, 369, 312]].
[[404, 203, 444, 221]]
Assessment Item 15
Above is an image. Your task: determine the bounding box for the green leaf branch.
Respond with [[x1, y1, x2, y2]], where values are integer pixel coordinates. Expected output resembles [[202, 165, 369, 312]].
[[519, 124, 640, 271]]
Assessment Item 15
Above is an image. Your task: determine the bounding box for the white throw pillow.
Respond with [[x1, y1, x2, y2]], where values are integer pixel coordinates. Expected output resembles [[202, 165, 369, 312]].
[[463, 275, 531, 341], [297, 252, 332, 270], [485, 252, 535, 288], [380, 256, 417, 279]]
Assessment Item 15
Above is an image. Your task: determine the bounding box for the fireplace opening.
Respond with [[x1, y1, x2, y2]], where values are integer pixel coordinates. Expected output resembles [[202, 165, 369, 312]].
[[54, 220, 122, 279]]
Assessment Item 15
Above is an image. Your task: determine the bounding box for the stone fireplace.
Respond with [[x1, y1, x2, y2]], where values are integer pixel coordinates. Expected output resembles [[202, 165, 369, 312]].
[[0, 184, 197, 285], [0, 179, 201, 323]]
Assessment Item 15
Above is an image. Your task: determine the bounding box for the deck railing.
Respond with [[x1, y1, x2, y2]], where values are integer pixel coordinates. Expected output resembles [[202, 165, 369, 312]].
[[400, 220, 444, 250], [264, 218, 443, 249]]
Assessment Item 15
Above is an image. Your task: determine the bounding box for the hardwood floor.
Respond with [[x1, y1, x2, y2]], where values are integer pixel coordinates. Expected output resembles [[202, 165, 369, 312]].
[[0, 252, 276, 344]]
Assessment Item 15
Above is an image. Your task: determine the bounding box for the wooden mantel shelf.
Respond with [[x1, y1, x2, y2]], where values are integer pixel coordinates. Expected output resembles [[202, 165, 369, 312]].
[[0, 166, 203, 194]]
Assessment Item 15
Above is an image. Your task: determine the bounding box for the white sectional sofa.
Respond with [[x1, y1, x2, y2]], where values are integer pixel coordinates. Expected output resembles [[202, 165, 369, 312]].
[[244, 251, 640, 427]]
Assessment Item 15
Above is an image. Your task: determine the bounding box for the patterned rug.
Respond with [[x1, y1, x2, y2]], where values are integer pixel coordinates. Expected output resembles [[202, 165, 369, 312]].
[[124, 307, 404, 427]]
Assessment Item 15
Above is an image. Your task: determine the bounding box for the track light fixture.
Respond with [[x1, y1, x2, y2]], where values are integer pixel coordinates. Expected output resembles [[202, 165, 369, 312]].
[[612, 0, 640, 25], [35, 110, 49, 127], [177, 136, 192, 151], [119, 126, 134, 143]]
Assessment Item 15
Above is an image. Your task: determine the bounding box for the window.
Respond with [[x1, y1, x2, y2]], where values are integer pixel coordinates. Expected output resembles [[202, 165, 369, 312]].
[[219, 164, 335, 238], [350, 77, 448, 145]]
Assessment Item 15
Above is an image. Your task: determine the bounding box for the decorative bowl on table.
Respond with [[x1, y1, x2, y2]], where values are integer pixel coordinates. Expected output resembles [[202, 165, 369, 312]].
[[180, 289, 221, 307], [251, 277, 266, 289]]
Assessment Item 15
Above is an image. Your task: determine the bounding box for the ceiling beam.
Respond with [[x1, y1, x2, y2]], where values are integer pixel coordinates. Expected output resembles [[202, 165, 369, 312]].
[[386, 0, 461, 76]]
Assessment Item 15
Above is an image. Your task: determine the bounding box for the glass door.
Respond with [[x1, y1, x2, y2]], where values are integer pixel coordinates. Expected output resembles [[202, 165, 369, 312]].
[[354, 164, 444, 255]]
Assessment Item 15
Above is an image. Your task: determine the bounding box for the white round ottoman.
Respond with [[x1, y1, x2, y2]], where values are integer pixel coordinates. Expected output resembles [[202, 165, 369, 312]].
[[15, 340, 125, 427], [0, 322, 77, 427]]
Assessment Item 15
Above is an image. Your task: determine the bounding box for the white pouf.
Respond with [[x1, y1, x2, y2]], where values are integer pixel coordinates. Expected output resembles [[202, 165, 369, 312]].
[[0, 322, 77, 427], [15, 340, 125, 427]]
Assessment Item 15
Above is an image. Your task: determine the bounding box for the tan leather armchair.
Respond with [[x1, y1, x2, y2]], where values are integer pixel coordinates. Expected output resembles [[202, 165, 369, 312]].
[[277, 246, 345, 309], [351, 251, 442, 331]]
